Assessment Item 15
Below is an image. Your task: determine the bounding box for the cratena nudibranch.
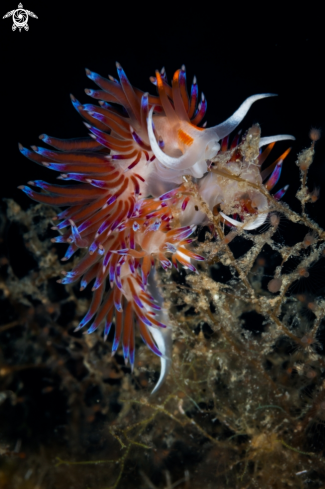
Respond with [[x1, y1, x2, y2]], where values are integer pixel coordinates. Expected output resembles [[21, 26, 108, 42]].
[[19, 63, 294, 392]]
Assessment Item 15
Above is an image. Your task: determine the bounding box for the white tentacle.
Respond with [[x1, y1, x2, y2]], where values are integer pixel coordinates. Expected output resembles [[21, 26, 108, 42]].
[[220, 211, 268, 230], [212, 94, 277, 139], [259, 135, 295, 147]]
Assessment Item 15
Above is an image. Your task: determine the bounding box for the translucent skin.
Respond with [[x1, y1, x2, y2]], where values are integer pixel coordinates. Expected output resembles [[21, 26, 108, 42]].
[[19, 64, 294, 392]]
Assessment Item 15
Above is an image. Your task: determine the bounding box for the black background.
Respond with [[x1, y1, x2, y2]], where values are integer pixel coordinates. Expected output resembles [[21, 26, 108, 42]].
[[1, 2, 325, 225]]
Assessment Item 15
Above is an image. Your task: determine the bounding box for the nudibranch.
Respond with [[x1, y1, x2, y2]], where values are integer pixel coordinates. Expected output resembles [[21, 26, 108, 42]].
[[19, 63, 294, 392]]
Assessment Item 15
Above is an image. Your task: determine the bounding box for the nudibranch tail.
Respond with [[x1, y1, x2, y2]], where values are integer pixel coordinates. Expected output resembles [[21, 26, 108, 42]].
[[19, 63, 294, 392]]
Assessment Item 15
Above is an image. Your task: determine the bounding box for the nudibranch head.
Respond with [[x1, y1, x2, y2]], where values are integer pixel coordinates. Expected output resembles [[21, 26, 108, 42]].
[[18, 63, 294, 392], [192, 125, 294, 231], [147, 68, 278, 183]]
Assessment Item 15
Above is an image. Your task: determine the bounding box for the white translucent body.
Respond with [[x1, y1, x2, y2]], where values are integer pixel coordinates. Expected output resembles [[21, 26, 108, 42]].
[[111, 92, 295, 392]]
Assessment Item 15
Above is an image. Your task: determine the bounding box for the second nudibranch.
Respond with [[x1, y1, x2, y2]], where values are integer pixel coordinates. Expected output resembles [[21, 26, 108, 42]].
[[19, 63, 294, 392]]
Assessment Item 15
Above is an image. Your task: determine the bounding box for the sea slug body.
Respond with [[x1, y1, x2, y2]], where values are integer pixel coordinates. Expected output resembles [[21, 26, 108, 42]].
[[19, 63, 294, 391]]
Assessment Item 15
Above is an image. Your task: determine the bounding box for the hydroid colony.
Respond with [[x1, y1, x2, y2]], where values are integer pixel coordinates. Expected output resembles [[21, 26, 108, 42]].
[[19, 63, 294, 391]]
